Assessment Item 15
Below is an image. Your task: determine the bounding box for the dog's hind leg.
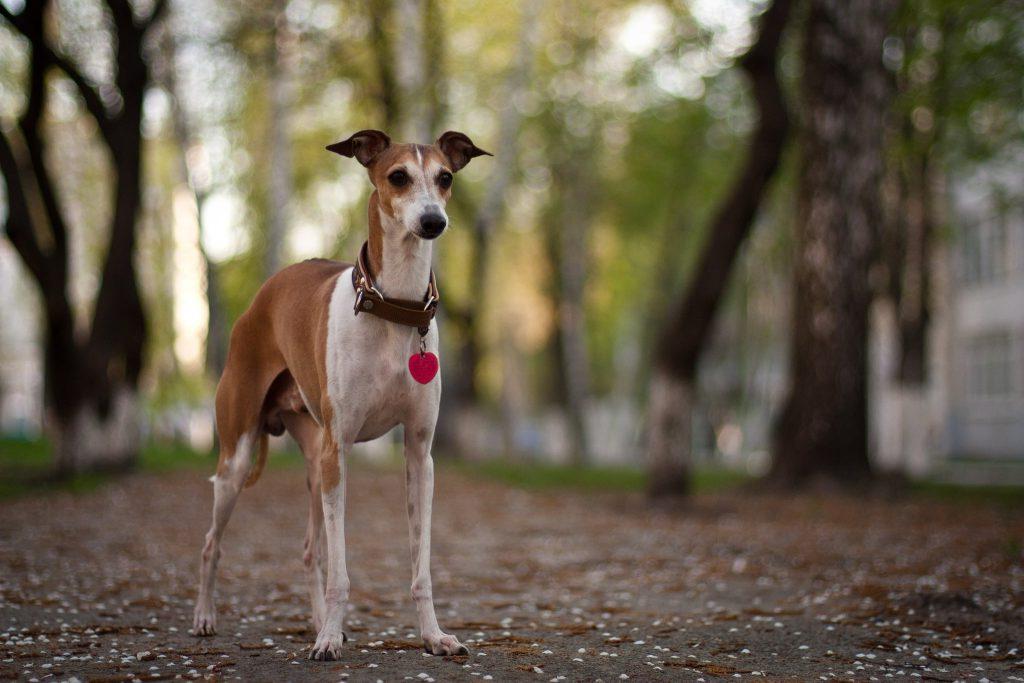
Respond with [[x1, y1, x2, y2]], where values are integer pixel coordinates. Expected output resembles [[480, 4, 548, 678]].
[[309, 424, 352, 661], [283, 412, 328, 633], [192, 431, 258, 636]]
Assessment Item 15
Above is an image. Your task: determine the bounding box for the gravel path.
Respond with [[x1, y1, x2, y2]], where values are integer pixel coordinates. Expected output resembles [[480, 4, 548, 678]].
[[1, 460, 1022, 681]]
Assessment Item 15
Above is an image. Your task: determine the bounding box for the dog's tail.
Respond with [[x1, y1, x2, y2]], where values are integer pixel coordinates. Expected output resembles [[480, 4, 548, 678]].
[[244, 432, 269, 488]]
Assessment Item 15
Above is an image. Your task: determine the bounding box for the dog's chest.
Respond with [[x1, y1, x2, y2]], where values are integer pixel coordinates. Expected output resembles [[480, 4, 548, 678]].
[[324, 272, 439, 441]]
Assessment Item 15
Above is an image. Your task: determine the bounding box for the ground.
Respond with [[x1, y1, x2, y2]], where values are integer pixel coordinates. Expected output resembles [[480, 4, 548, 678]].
[[1, 457, 1022, 682]]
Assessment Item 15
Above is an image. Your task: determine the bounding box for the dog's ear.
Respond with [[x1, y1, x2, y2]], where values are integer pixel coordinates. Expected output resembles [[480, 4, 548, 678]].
[[326, 129, 391, 167], [435, 131, 492, 172]]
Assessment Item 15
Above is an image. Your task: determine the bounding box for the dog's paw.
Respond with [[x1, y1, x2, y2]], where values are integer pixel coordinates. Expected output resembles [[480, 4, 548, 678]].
[[308, 629, 347, 661], [191, 607, 217, 636], [423, 633, 469, 656]]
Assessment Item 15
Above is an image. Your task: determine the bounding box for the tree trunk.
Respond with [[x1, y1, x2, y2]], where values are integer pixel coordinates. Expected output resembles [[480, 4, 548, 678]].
[[895, 148, 932, 385], [51, 386, 143, 474], [886, 13, 952, 387], [436, 0, 540, 457], [367, 0, 400, 130], [646, 369, 694, 497], [645, 0, 793, 497], [161, 30, 229, 380], [0, 0, 166, 475], [769, 0, 895, 487], [422, 0, 446, 136], [394, 0, 429, 142], [557, 152, 595, 466], [264, 0, 294, 279]]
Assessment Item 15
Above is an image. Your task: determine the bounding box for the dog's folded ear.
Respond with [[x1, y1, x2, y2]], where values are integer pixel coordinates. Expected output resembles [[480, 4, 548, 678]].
[[327, 130, 391, 167], [436, 131, 492, 172]]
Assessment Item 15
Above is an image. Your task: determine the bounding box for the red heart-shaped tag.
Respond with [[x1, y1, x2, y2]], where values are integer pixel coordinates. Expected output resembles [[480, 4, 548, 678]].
[[408, 352, 439, 384]]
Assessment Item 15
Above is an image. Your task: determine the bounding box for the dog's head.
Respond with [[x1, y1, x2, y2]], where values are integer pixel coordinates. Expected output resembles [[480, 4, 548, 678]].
[[327, 130, 491, 240]]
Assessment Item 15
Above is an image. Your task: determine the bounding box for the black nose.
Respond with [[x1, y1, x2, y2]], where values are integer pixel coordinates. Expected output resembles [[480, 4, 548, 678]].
[[419, 213, 447, 238]]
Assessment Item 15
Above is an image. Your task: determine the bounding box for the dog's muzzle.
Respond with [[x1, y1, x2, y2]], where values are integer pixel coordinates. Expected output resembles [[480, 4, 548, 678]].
[[418, 212, 447, 239]]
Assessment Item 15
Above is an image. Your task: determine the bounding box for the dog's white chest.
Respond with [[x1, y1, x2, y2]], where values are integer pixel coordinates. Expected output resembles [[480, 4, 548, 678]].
[[323, 268, 440, 443]]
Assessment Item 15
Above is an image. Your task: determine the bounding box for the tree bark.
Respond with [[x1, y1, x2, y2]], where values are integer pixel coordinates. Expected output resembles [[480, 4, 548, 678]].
[[894, 144, 932, 385], [264, 0, 294, 279], [0, 0, 166, 475], [769, 0, 896, 487], [645, 0, 793, 497]]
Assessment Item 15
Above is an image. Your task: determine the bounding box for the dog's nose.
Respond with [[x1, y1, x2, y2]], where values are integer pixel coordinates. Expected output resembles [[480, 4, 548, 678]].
[[419, 213, 447, 238]]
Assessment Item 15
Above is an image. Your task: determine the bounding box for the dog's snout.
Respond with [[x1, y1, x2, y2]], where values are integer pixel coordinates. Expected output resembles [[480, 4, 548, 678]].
[[419, 212, 447, 239]]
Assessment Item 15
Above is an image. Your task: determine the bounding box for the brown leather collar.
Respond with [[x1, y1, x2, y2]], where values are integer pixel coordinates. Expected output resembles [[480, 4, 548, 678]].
[[351, 241, 439, 335]]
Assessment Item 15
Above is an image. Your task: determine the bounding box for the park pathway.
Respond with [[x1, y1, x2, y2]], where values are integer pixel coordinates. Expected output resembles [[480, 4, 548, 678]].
[[1, 461, 1022, 681]]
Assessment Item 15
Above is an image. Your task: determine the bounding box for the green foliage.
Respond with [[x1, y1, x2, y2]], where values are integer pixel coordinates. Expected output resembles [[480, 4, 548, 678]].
[[895, 0, 1024, 163], [910, 479, 1024, 508]]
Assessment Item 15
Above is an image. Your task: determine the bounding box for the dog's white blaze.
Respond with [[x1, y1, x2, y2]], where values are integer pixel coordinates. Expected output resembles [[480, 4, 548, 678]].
[[387, 153, 449, 257]]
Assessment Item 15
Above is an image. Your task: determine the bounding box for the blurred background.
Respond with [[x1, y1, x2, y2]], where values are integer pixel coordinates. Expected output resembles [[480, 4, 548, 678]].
[[1, 0, 1022, 494]]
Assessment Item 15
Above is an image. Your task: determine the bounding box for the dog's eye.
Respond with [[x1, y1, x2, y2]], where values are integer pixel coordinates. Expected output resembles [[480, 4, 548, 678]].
[[388, 170, 409, 187], [438, 172, 453, 189]]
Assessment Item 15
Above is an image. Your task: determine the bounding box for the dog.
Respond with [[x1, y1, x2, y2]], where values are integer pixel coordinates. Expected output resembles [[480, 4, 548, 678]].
[[191, 129, 491, 661]]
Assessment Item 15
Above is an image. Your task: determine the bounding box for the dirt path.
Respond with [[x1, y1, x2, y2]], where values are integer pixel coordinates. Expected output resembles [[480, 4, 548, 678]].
[[1, 462, 1022, 681]]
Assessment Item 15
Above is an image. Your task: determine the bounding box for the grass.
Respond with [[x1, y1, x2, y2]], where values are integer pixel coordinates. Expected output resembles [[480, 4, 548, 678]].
[[3, 435, 1022, 506], [0, 435, 314, 500], [909, 480, 1024, 507], [449, 458, 752, 494], [0, 436, 747, 499]]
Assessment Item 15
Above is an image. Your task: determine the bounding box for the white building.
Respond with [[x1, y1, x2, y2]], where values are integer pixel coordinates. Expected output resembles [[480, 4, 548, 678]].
[[0, 243, 43, 437], [874, 156, 1024, 483]]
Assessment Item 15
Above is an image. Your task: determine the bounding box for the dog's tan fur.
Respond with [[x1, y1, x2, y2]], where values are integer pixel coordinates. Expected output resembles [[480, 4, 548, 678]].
[[214, 257, 342, 487]]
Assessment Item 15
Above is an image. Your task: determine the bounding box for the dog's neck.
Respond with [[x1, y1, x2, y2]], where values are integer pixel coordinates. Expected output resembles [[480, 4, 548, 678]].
[[366, 191, 434, 301]]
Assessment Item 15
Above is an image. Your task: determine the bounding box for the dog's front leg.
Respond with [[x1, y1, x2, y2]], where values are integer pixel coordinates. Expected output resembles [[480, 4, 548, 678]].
[[405, 424, 469, 656], [309, 430, 351, 661]]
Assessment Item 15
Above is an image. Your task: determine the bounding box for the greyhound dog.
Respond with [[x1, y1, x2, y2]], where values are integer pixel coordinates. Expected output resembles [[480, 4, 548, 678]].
[[191, 129, 491, 661]]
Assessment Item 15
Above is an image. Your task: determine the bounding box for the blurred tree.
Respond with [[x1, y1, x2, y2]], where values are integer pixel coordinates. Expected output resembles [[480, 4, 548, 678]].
[[873, 0, 1023, 470], [395, 0, 429, 142], [422, 0, 446, 136], [438, 0, 540, 456], [551, 128, 598, 466], [645, 0, 793, 497], [160, 30, 228, 381], [264, 0, 295, 279], [539, 3, 604, 466], [770, 0, 896, 486], [368, 0, 400, 130], [366, 0, 444, 144], [883, 0, 1024, 385], [0, 0, 167, 474], [883, 7, 948, 388]]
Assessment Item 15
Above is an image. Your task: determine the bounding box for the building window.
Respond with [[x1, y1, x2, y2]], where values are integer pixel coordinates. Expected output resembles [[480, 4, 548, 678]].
[[966, 332, 1016, 400], [960, 215, 1009, 286]]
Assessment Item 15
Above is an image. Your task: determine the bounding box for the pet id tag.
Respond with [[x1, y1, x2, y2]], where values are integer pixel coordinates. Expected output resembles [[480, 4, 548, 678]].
[[409, 352, 439, 384]]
